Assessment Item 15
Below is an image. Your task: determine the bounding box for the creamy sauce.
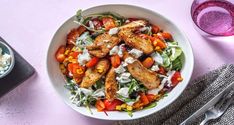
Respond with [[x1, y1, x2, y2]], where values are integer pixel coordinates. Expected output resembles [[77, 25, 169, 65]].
[[117, 87, 129, 98], [108, 27, 119, 35], [77, 48, 91, 66], [151, 52, 163, 64], [151, 64, 159, 72], [116, 72, 131, 83], [129, 49, 143, 58]]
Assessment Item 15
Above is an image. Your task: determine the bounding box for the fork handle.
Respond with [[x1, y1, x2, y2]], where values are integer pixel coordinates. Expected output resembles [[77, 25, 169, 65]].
[[200, 118, 210, 125]]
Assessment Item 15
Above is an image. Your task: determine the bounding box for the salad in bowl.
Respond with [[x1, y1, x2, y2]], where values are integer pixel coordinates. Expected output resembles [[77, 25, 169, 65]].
[[54, 10, 184, 116]]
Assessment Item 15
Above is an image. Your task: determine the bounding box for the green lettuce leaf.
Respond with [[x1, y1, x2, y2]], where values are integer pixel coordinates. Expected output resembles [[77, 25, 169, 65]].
[[170, 47, 182, 61], [171, 53, 183, 70]]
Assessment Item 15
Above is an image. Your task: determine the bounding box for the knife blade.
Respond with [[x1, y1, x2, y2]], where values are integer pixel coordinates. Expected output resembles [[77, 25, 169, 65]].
[[180, 82, 234, 125]]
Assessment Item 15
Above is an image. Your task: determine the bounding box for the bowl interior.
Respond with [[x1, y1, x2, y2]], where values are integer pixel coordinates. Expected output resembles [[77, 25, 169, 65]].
[[47, 4, 194, 120], [0, 41, 15, 78]]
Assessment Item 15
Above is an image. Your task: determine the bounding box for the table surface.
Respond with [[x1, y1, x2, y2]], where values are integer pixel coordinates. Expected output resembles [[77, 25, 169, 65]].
[[0, 0, 233, 125]]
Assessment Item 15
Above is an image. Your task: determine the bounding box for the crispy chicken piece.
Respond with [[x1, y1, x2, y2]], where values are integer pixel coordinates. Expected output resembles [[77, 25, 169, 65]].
[[80, 59, 110, 88], [119, 20, 147, 30], [123, 53, 160, 89], [86, 33, 121, 58], [105, 67, 118, 101], [118, 20, 154, 55]]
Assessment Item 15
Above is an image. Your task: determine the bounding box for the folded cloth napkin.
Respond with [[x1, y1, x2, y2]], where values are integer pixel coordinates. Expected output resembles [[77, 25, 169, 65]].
[[115, 64, 234, 125]]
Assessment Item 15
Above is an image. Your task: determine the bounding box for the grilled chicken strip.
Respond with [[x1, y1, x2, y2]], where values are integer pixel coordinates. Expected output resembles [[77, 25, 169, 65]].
[[118, 20, 154, 55], [86, 33, 121, 58], [123, 53, 160, 89], [80, 59, 110, 88], [105, 67, 118, 101], [119, 20, 147, 30]]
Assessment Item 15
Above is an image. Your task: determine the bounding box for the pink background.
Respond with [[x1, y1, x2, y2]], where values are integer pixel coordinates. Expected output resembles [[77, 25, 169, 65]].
[[0, 0, 233, 125]]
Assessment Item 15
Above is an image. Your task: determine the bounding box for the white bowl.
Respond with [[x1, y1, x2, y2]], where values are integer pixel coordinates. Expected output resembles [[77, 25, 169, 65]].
[[47, 4, 194, 120], [0, 41, 15, 79]]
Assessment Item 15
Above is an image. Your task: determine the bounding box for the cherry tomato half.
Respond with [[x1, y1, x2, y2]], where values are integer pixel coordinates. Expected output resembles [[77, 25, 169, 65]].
[[104, 99, 123, 111]]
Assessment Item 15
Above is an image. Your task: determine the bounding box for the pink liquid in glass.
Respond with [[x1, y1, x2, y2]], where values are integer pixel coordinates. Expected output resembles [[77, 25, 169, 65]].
[[191, 0, 234, 36]]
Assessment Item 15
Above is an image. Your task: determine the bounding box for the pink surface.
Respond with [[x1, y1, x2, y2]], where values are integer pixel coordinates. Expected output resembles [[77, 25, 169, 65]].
[[0, 0, 233, 125]]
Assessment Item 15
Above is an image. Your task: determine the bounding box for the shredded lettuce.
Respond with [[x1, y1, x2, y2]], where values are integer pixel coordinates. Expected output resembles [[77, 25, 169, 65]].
[[117, 94, 136, 103], [83, 95, 96, 114], [144, 102, 157, 110], [74, 10, 105, 33], [64, 77, 78, 94], [127, 110, 133, 117], [171, 53, 183, 70], [68, 86, 105, 109], [89, 12, 126, 26], [75, 10, 125, 34], [167, 41, 179, 47], [161, 52, 171, 68], [128, 79, 139, 94], [75, 10, 84, 24], [64, 82, 77, 91], [160, 42, 184, 71], [170, 47, 182, 61], [127, 79, 147, 95], [117, 79, 146, 105], [93, 79, 104, 90]]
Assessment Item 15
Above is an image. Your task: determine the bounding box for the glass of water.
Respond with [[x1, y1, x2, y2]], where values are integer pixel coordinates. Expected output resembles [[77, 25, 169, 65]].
[[191, 0, 234, 36]]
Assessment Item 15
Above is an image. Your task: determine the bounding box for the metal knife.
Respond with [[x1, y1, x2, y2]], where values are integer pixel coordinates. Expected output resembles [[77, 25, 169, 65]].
[[180, 82, 234, 125]]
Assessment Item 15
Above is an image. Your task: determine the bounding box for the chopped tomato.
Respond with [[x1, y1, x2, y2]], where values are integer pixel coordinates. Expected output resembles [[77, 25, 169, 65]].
[[142, 57, 154, 68], [69, 51, 80, 59], [86, 57, 99, 68], [158, 66, 166, 75], [102, 17, 116, 30], [152, 25, 160, 34], [67, 63, 84, 83], [139, 93, 149, 105], [139, 34, 155, 42], [161, 32, 173, 41], [110, 55, 121, 68], [132, 100, 144, 109], [67, 63, 73, 73], [91, 18, 103, 30], [171, 71, 183, 86], [68, 63, 85, 77], [72, 63, 83, 74], [149, 37, 156, 42], [152, 39, 158, 46], [73, 77, 82, 84], [104, 99, 123, 111], [55, 45, 66, 63], [95, 99, 105, 112], [139, 34, 150, 39], [153, 38, 167, 49], [69, 63, 77, 74], [56, 54, 66, 63], [146, 94, 157, 102], [152, 33, 162, 40], [67, 26, 86, 44]]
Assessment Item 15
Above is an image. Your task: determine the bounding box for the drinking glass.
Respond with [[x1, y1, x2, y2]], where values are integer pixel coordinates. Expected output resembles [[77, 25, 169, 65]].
[[191, 0, 234, 36]]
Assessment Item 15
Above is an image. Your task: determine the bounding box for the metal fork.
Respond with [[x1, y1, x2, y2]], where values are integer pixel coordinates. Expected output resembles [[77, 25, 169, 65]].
[[200, 92, 234, 125]]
